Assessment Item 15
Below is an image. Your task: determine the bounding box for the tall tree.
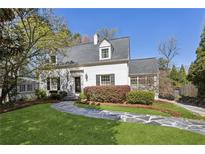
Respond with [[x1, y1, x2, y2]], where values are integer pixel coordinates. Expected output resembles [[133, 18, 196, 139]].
[[170, 65, 179, 82], [97, 28, 117, 40], [0, 9, 72, 103], [159, 70, 174, 98], [179, 65, 187, 85], [158, 37, 180, 69], [187, 26, 205, 97]]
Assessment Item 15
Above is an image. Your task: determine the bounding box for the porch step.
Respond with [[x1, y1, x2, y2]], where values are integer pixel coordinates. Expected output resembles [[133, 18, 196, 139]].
[[62, 95, 78, 101]]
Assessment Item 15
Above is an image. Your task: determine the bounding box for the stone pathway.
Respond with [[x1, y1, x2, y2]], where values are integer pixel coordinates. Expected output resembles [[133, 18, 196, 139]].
[[51, 101, 205, 135]]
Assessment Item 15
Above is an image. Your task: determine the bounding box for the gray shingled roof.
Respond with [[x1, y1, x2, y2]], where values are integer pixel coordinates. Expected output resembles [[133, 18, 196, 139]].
[[58, 37, 129, 65], [129, 58, 159, 75]]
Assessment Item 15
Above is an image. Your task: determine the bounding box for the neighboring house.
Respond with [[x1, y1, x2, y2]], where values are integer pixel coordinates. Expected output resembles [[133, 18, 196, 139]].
[[17, 77, 40, 100], [39, 34, 159, 98], [0, 77, 39, 102]]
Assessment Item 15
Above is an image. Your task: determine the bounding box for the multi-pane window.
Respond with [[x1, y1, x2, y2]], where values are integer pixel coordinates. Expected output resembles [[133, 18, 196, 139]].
[[131, 78, 138, 85], [138, 76, 146, 85], [100, 75, 111, 85], [147, 76, 154, 86], [19, 85, 26, 92], [51, 55, 56, 63], [101, 48, 109, 59], [131, 76, 155, 87], [27, 84, 33, 91]]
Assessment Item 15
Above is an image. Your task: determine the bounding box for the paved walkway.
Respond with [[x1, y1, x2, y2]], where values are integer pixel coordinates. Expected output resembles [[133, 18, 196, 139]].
[[158, 98, 205, 116], [51, 101, 205, 135], [175, 103, 205, 116]]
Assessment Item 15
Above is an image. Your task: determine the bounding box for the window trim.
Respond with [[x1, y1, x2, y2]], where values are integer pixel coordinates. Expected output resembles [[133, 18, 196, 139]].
[[99, 47, 111, 60]]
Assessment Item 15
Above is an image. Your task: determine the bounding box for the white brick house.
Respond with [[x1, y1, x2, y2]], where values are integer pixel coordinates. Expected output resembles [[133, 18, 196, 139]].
[[39, 34, 159, 98]]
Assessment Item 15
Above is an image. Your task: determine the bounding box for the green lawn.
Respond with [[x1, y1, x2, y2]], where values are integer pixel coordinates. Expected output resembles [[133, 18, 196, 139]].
[[0, 103, 205, 144], [76, 102, 205, 120]]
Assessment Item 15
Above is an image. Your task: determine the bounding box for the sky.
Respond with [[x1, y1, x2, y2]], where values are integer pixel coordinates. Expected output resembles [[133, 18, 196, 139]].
[[54, 9, 205, 67]]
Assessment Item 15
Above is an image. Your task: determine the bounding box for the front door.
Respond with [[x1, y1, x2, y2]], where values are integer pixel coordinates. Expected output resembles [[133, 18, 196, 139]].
[[75, 77, 81, 93]]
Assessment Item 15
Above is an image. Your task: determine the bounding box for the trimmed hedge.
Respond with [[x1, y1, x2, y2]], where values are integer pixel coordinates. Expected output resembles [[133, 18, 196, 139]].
[[50, 93, 61, 100], [84, 85, 130, 103], [127, 90, 155, 105]]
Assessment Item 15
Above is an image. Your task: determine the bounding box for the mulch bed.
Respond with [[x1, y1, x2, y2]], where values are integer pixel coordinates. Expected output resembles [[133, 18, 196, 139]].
[[84, 101, 181, 117], [0, 99, 59, 114]]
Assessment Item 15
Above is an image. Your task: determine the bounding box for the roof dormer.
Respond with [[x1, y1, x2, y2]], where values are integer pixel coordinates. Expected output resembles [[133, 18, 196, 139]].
[[99, 39, 112, 60]]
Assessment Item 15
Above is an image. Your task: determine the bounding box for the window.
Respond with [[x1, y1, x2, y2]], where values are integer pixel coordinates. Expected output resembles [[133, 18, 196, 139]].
[[147, 76, 154, 86], [99, 47, 111, 60], [50, 55, 56, 63], [130, 75, 155, 90], [19, 85, 26, 92], [27, 84, 33, 91], [101, 48, 109, 59], [131, 78, 138, 85], [100, 75, 111, 85], [50, 78, 58, 90], [138, 76, 146, 85]]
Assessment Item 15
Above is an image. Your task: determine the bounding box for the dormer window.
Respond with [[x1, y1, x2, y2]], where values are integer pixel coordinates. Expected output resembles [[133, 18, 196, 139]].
[[100, 47, 111, 60], [101, 48, 109, 58], [99, 39, 112, 60], [50, 55, 57, 63]]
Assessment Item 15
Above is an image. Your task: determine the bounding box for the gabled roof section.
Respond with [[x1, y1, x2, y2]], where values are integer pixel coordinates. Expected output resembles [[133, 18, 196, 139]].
[[58, 37, 130, 66], [99, 38, 112, 48], [129, 57, 159, 75]]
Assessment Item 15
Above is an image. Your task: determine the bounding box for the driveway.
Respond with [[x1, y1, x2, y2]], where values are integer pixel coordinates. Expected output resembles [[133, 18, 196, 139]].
[[52, 101, 205, 135], [175, 103, 205, 116], [158, 98, 205, 117]]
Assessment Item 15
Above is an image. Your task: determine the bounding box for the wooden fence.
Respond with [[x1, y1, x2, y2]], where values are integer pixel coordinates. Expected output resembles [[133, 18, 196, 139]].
[[179, 83, 198, 97]]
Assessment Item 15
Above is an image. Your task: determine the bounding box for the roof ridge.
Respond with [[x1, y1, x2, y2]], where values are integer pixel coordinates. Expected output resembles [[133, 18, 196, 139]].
[[68, 36, 130, 48], [130, 57, 157, 61]]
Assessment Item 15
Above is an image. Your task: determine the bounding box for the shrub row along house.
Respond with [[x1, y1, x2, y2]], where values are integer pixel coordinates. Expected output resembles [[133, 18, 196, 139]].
[[37, 34, 159, 99]]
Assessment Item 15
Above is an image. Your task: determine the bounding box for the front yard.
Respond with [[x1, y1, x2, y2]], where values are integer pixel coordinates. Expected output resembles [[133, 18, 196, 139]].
[[0, 103, 205, 144]]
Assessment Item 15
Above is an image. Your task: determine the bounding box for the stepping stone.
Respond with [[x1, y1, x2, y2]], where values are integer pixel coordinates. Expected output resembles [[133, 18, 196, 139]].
[[150, 117, 164, 121], [146, 121, 161, 126], [138, 116, 150, 121], [123, 117, 146, 123]]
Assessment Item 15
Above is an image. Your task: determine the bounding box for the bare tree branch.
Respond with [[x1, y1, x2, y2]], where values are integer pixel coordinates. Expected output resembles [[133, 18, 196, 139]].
[[158, 37, 180, 69]]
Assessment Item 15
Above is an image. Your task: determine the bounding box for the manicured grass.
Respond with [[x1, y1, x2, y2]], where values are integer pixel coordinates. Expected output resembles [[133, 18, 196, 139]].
[[77, 103, 170, 116], [0, 104, 205, 144], [77, 102, 205, 120]]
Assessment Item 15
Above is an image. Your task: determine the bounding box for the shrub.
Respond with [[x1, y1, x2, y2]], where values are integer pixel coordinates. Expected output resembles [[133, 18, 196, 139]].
[[179, 96, 205, 106], [35, 89, 47, 99], [84, 85, 130, 103], [50, 93, 61, 100], [159, 93, 175, 100], [127, 90, 154, 105], [79, 92, 87, 100], [59, 91, 67, 98]]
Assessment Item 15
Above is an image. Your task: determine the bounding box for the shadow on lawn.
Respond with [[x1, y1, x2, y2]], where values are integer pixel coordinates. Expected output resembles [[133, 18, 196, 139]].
[[0, 104, 120, 145]]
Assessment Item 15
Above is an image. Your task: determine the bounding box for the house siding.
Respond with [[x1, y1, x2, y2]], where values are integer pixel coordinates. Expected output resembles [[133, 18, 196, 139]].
[[83, 63, 129, 87]]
